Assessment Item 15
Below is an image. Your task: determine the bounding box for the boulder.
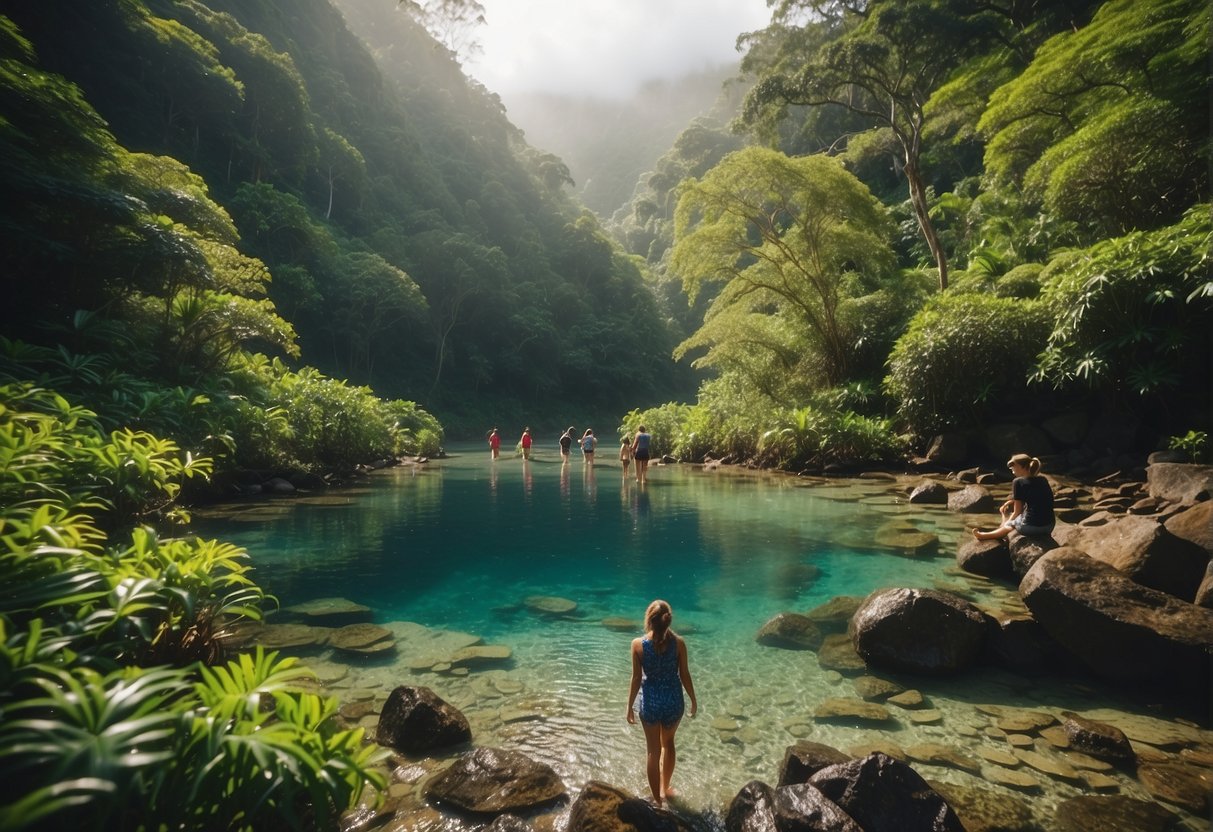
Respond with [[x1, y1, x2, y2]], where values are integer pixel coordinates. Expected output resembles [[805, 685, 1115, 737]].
[[1053, 795, 1179, 832], [956, 538, 1012, 579], [757, 613, 824, 650], [1008, 532, 1059, 577], [983, 613, 1063, 674], [816, 633, 867, 675], [1061, 713, 1134, 764], [1146, 462, 1213, 504], [425, 747, 565, 814], [849, 588, 988, 675], [1019, 548, 1213, 695], [725, 781, 776, 832], [773, 782, 863, 832], [947, 484, 996, 514], [376, 686, 471, 753], [908, 481, 948, 505], [1164, 500, 1213, 555], [805, 596, 863, 634], [1196, 560, 1213, 608], [263, 476, 296, 494], [1069, 514, 1209, 599], [779, 742, 853, 786], [808, 753, 965, 832]]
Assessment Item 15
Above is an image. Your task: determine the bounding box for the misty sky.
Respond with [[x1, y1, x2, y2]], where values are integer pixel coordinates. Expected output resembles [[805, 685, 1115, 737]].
[[465, 0, 772, 100]]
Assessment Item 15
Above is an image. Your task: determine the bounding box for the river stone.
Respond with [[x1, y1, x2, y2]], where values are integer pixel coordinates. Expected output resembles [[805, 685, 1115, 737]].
[[568, 780, 693, 832], [851, 676, 903, 701], [948, 484, 996, 514], [849, 588, 988, 675], [329, 623, 394, 651], [1005, 734, 1034, 749], [524, 595, 577, 616], [982, 766, 1042, 791], [1136, 761, 1211, 814], [846, 742, 907, 762], [376, 686, 471, 753], [1019, 548, 1213, 696], [425, 747, 565, 814], [773, 781, 863, 832], [1180, 747, 1213, 767], [1054, 795, 1180, 832], [1039, 726, 1071, 749], [1070, 514, 1209, 600], [1008, 532, 1059, 577], [725, 780, 777, 832], [779, 742, 853, 786], [907, 709, 942, 725], [805, 596, 864, 634], [1078, 709, 1207, 749], [1062, 750, 1116, 772], [1061, 713, 1135, 763], [905, 744, 979, 774], [282, 597, 374, 626], [886, 690, 924, 709], [1079, 771, 1120, 791], [756, 612, 824, 650], [956, 538, 1013, 579], [908, 481, 949, 505], [976, 746, 1020, 767], [873, 527, 939, 557], [252, 622, 331, 649], [450, 644, 512, 668], [984, 612, 1063, 674], [1164, 500, 1213, 556], [1146, 462, 1213, 504], [816, 633, 867, 675], [809, 752, 965, 832], [1013, 749, 1081, 782], [927, 779, 1036, 832], [601, 617, 637, 632], [813, 698, 894, 725], [994, 709, 1057, 733]]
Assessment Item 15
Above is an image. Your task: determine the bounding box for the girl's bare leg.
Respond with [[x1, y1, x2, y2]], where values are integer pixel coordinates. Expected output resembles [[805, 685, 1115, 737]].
[[641, 721, 663, 805], [659, 721, 680, 798]]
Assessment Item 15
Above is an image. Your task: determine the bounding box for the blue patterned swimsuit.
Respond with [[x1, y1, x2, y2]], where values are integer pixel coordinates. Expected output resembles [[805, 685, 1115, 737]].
[[638, 636, 684, 727]]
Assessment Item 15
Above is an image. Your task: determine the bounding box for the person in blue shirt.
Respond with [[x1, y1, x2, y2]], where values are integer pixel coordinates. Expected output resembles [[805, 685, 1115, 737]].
[[626, 600, 697, 807], [581, 428, 597, 463], [973, 453, 1055, 540]]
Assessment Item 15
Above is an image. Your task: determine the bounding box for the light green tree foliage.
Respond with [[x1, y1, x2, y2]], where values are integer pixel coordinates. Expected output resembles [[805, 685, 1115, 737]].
[[979, 0, 1210, 238], [1033, 205, 1212, 401], [671, 147, 895, 396], [885, 293, 1050, 435]]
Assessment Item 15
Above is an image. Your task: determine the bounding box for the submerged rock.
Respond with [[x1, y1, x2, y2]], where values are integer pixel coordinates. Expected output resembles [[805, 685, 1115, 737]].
[[425, 747, 565, 814], [805, 596, 863, 634], [816, 633, 867, 675], [957, 538, 1013, 579], [812, 698, 895, 725], [524, 595, 578, 616], [1053, 795, 1180, 832], [849, 588, 988, 675], [927, 779, 1037, 832], [329, 623, 394, 655], [757, 613, 824, 650], [282, 596, 373, 626], [1061, 712, 1135, 764]]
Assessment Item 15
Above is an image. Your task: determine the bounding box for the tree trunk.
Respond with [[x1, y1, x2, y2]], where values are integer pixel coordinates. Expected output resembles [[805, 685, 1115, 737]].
[[904, 159, 948, 290]]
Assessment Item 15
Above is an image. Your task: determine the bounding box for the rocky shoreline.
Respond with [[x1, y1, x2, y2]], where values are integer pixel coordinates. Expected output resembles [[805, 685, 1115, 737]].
[[223, 455, 1212, 832]]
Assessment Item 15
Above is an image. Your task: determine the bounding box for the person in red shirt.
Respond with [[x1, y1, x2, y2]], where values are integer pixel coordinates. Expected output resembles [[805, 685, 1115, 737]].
[[488, 427, 501, 459], [520, 427, 533, 460]]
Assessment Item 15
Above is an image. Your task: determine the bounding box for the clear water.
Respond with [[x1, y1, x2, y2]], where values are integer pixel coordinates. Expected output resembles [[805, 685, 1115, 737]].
[[191, 444, 1205, 829]]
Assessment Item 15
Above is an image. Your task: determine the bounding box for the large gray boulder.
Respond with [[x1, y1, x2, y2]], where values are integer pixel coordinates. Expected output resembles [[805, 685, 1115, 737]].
[[808, 753, 965, 832], [1164, 500, 1213, 555], [956, 538, 1012, 579], [1008, 532, 1060, 577], [1146, 462, 1213, 503], [376, 686, 471, 753], [908, 481, 949, 505], [425, 747, 565, 814], [947, 484, 995, 514], [849, 588, 988, 675], [1069, 514, 1209, 600], [1019, 548, 1213, 696], [725, 781, 777, 832]]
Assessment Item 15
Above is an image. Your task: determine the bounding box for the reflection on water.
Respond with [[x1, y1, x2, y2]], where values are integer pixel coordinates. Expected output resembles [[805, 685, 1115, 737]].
[[191, 445, 1209, 832]]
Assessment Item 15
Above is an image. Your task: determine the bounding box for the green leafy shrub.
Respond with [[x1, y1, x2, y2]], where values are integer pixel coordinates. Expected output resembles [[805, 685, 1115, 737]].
[[618, 402, 694, 458], [993, 263, 1044, 299], [885, 293, 1050, 436]]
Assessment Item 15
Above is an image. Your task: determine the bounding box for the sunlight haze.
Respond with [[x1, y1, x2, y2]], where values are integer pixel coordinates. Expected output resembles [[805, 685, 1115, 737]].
[[466, 0, 772, 100]]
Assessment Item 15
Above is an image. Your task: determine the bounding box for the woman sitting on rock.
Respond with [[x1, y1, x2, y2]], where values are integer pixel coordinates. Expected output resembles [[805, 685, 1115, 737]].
[[973, 453, 1055, 540]]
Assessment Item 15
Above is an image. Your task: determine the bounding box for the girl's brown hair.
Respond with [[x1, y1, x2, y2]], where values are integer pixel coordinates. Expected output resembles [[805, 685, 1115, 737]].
[[1007, 453, 1041, 477], [645, 599, 673, 644]]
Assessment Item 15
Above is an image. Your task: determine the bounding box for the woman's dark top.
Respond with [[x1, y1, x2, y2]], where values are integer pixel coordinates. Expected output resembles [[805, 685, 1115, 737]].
[[1012, 475, 1054, 527], [560, 433, 572, 451]]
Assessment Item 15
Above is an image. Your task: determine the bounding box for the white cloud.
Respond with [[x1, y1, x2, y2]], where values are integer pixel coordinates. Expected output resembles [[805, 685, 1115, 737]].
[[466, 0, 771, 99]]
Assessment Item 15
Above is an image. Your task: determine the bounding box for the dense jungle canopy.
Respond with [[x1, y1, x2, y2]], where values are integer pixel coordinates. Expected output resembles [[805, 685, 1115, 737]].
[[0, 0, 1209, 828]]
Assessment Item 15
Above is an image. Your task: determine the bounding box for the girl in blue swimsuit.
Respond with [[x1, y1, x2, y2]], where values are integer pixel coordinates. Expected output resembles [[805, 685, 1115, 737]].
[[626, 600, 698, 806]]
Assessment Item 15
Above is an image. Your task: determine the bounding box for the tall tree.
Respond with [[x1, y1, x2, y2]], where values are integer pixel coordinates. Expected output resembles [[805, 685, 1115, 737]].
[[740, 0, 999, 289]]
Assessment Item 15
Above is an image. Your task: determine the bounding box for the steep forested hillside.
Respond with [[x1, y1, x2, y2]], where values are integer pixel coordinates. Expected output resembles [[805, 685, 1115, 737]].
[[613, 0, 1211, 472], [2, 0, 688, 431]]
